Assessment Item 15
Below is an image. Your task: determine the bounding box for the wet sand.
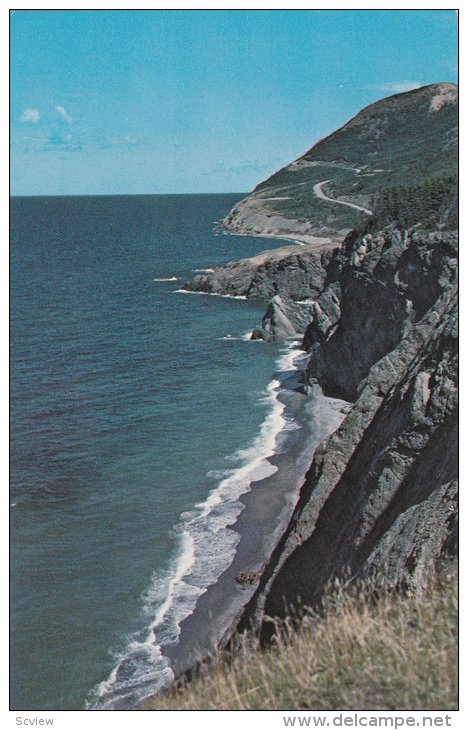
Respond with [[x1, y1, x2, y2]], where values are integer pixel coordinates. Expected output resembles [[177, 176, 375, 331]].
[[154, 371, 350, 684]]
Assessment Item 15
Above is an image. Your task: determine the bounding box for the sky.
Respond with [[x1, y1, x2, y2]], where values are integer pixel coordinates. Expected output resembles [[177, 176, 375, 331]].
[[10, 9, 458, 196]]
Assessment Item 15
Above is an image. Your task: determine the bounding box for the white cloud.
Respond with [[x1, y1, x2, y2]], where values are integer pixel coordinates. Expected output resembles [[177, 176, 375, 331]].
[[55, 105, 73, 124], [19, 108, 40, 123], [371, 81, 423, 94]]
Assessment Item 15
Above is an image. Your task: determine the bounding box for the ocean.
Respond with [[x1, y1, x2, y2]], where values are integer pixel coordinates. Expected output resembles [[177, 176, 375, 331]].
[[10, 193, 304, 710]]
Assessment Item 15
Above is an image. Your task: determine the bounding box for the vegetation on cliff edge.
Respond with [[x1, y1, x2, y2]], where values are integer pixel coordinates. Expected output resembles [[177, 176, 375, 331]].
[[354, 174, 458, 235], [147, 561, 457, 711]]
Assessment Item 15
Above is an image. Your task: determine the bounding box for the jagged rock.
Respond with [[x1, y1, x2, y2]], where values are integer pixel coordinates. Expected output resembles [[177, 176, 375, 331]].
[[302, 281, 341, 349], [184, 243, 335, 301], [304, 229, 458, 400], [253, 295, 314, 342], [237, 284, 458, 636], [250, 328, 264, 341]]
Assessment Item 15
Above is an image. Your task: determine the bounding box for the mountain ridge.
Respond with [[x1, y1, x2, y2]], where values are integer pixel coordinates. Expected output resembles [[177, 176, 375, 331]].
[[222, 83, 458, 242]]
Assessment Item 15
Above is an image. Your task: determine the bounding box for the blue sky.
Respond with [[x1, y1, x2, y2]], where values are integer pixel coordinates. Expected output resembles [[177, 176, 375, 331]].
[[10, 9, 458, 196]]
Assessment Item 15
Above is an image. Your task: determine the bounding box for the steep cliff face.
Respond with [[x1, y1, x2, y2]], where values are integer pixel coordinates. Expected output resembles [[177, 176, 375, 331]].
[[184, 242, 335, 301], [181, 83, 458, 650], [222, 83, 458, 242], [304, 228, 458, 400], [238, 278, 458, 636]]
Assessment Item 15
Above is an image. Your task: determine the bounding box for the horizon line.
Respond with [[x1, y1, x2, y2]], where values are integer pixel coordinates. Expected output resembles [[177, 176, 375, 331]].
[[10, 191, 249, 199]]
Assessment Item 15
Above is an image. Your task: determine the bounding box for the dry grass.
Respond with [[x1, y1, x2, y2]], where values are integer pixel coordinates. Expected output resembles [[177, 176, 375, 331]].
[[147, 562, 458, 711]]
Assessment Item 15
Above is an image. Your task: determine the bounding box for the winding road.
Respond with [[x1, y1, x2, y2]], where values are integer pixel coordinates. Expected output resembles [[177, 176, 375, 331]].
[[313, 179, 373, 216]]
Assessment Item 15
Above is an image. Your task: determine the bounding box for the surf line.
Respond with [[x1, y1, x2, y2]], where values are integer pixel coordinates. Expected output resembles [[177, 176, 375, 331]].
[[89, 344, 306, 710]]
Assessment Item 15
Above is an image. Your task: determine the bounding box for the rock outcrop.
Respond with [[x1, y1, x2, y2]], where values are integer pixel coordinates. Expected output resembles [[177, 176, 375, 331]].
[[251, 295, 314, 342], [304, 228, 458, 400], [184, 242, 335, 302], [238, 273, 458, 637]]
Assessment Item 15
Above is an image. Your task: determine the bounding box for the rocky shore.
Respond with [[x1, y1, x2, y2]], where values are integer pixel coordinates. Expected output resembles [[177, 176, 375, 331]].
[[184, 241, 336, 301], [237, 228, 458, 637], [146, 82, 458, 703], [183, 241, 337, 340], [181, 218, 458, 650]]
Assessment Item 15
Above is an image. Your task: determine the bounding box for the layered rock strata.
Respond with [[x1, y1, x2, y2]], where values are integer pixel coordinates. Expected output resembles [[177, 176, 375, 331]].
[[238, 280, 458, 637], [304, 229, 458, 400], [184, 242, 336, 302]]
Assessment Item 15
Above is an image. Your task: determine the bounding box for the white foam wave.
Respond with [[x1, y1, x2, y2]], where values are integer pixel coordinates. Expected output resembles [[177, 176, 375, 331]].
[[88, 640, 174, 710], [276, 346, 308, 373], [192, 268, 215, 273], [153, 276, 179, 282], [150, 530, 197, 629], [89, 343, 304, 710], [206, 468, 236, 480], [174, 289, 247, 300], [216, 333, 240, 341], [218, 331, 264, 342]]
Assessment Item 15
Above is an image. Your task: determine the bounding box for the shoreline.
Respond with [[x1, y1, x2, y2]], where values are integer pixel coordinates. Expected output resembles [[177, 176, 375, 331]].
[[91, 345, 309, 710], [219, 226, 344, 248], [142, 352, 350, 708], [91, 229, 350, 712], [92, 227, 350, 711], [133, 225, 350, 708]]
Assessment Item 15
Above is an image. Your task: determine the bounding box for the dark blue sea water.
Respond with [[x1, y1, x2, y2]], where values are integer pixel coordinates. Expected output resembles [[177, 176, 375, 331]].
[[10, 194, 298, 710]]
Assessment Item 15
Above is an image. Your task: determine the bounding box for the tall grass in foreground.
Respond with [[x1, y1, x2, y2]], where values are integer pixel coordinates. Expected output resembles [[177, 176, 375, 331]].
[[147, 562, 458, 711]]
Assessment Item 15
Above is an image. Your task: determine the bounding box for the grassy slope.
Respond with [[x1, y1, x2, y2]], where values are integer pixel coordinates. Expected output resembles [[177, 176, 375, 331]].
[[246, 84, 457, 229], [147, 562, 458, 711]]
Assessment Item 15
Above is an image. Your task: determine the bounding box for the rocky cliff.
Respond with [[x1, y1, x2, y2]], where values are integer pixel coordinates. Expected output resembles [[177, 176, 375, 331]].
[[235, 225, 458, 637], [304, 228, 458, 400], [182, 83, 458, 651], [182, 217, 459, 650], [184, 241, 335, 301]]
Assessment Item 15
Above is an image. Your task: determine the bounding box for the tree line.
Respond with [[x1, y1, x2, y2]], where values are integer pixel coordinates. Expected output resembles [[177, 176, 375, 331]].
[[355, 174, 458, 234]]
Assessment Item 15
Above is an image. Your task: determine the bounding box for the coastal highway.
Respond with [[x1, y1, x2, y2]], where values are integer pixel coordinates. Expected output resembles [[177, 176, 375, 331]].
[[313, 179, 373, 215]]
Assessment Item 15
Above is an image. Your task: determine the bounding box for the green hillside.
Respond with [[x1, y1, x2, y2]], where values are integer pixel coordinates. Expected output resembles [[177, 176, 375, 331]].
[[223, 83, 458, 239]]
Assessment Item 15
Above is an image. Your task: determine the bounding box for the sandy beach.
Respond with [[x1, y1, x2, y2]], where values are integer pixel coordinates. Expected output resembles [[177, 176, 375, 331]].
[[151, 363, 350, 691]]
